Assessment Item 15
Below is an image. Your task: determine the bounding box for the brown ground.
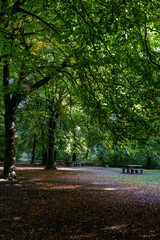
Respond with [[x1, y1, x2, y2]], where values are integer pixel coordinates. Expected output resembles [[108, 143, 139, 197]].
[[0, 163, 160, 240]]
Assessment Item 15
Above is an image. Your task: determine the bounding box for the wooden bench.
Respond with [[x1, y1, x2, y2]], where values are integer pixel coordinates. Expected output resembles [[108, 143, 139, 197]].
[[131, 168, 143, 174], [67, 161, 81, 167]]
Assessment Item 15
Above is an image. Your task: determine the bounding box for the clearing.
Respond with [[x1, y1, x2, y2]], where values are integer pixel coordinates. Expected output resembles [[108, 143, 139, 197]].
[[0, 164, 160, 240]]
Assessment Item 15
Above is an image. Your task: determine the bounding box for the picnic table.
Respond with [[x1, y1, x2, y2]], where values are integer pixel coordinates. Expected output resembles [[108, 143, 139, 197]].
[[67, 161, 81, 167], [122, 165, 143, 174]]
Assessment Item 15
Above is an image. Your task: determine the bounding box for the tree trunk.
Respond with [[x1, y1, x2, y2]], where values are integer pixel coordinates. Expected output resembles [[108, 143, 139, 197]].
[[72, 152, 76, 161], [54, 151, 57, 162], [45, 117, 57, 170], [41, 127, 47, 165], [42, 150, 47, 165], [31, 135, 36, 164], [1, 63, 17, 179], [2, 109, 17, 179], [114, 154, 118, 167], [147, 156, 152, 169], [86, 151, 89, 161]]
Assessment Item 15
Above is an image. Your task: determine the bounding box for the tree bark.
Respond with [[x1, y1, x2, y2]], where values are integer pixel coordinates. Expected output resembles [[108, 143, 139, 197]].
[[147, 156, 152, 169], [45, 117, 57, 170], [42, 150, 48, 165], [1, 63, 17, 179], [54, 151, 57, 162], [41, 127, 47, 165], [2, 109, 17, 179], [31, 135, 36, 164], [72, 152, 76, 161], [114, 154, 118, 168]]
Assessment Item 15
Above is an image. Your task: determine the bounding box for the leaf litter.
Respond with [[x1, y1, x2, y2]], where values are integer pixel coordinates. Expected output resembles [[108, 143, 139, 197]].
[[0, 164, 160, 240]]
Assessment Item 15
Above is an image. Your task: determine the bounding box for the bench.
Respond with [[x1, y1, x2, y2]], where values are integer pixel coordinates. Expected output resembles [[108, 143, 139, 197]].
[[67, 161, 81, 167], [131, 168, 143, 174]]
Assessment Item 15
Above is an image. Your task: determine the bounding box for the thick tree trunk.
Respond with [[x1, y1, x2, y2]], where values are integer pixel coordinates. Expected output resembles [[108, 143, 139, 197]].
[[54, 151, 57, 162], [2, 110, 17, 179], [31, 135, 36, 164], [45, 117, 57, 170], [1, 63, 17, 179], [72, 152, 76, 161]]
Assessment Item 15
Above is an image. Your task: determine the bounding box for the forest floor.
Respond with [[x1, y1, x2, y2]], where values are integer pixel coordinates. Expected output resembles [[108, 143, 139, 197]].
[[0, 163, 160, 240]]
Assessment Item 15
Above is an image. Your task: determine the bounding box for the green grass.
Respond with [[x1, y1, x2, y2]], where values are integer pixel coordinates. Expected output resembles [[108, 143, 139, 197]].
[[105, 168, 160, 189], [17, 158, 42, 163], [17, 158, 30, 162], [0, 196, 11, 200]]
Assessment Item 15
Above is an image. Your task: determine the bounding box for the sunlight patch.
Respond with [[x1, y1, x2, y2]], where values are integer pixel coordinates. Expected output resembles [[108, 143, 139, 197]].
[[142, 233, 159, 238], [40, 184, 82, 190], [13, 216, 22, 221], [102, 224, 127, 231], [103, 187, 117, 191]]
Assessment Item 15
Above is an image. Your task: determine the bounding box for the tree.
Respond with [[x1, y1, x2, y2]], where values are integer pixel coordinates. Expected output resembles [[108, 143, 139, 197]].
[[0, 1, 57, 178], [1, 0, 160, 178], [0, 84, 5, 161]]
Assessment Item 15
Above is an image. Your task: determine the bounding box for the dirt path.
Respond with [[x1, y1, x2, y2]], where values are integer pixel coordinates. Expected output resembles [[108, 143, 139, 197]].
[[0, 165, 160, 239]]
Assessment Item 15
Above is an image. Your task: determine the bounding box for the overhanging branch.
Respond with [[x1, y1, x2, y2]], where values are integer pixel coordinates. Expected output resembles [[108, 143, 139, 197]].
[[18, 8, 60, 36], [31, 76, 51, 90]]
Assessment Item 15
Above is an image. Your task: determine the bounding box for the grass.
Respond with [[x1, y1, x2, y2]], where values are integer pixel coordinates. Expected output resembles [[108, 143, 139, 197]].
[[0, 196, 12, 200], [17, 158, 42, 163], [63, 165, 160, 190], [107, 168, 160, 189]]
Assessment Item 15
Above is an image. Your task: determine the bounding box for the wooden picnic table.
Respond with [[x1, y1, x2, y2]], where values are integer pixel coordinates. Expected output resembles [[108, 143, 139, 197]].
[[67, 161, 81, 167], [122, 165, 143, 174]]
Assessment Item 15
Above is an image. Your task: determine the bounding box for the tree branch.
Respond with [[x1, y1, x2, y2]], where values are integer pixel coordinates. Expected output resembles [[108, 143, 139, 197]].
[[68, 1, 94, 30], [31, 76, 51, 90], [18, 8, 60, 36]]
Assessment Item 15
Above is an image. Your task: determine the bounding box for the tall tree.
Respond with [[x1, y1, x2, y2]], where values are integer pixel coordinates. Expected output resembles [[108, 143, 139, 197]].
[[0, 1, 56, 178], [1, 0, 160, 178]]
